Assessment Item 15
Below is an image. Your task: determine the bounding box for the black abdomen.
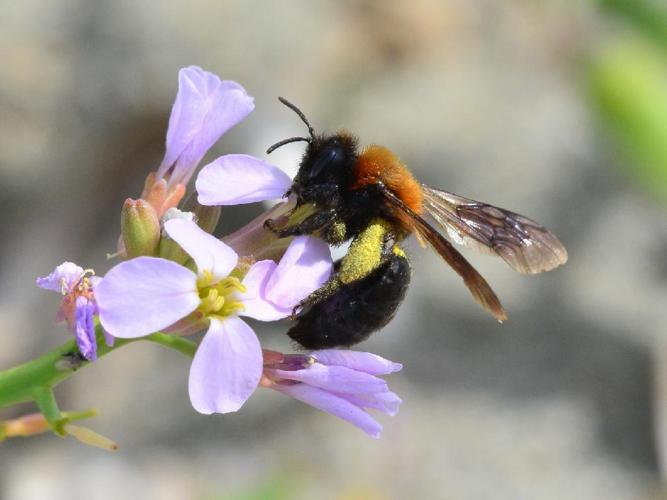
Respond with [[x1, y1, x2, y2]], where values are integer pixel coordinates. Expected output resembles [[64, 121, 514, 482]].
[[287, 252, 411, 350]]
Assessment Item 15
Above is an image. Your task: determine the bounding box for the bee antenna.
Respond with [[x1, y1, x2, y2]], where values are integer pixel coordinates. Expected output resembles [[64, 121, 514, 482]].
[[278, 97, 315, 139], [266, 136, 311, 155]]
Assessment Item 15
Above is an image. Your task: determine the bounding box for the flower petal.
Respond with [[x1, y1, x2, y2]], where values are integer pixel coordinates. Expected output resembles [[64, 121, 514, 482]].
[[312, 350, 403, 375], [272, 383, 383, 438], [332, 390, 402, 416], [96, 257, 199, 338], [196, 154, 292, 206], [74, 296, 97, 361], [36, 262, 84, 293], [237, 260, 293, 321], [188, 317, 262, 414], [102, 328, 115, 348], [265, 236, 332, 308], [158, 66, 254, 186], [164, 218, 238, 281], [267, 364, 388, 395]]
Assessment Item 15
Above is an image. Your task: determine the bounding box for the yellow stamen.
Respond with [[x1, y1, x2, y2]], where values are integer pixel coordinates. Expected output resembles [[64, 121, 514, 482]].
[[196, 269, 215, 289], [196, 274, 247, 318], [60, 268, 96, 296]]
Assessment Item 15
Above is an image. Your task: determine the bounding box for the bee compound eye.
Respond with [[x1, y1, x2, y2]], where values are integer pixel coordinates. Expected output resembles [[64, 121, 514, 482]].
[[309, 148, 341, 180]]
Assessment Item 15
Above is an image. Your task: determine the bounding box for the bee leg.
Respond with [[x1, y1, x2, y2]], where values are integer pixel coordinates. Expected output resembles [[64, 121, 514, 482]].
[[264, 209, 338, 238]]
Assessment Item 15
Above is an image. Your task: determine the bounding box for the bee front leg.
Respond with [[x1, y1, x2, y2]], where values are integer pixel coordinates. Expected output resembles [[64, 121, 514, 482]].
[[264, 209, 338, 238]]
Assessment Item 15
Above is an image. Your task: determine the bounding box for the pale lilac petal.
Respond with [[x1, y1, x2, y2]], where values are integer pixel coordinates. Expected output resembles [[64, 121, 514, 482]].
[[266, 364, 388, 395], [237, 260, 291, 321], [96, 257, 199, 338], [102, 328, 115, 347], [312, 350, 403, 375], [188, 317, 262, 414], [91, 278, 115, 346], [196, 154, 292, 205], [332, 390, 402, 416], [158, 66, 254, 186], [36, 262, 84, 292], [74, 296, 97, 361], [164, 218, 238, 281], [265, 236, 332, 308], [273, 383, 382, 438]]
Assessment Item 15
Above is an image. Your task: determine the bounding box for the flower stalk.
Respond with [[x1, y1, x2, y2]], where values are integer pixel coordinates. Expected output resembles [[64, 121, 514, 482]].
[[0, 326, 197, 441]]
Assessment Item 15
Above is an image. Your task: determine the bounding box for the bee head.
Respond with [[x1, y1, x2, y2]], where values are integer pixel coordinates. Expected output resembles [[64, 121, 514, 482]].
[[267, 98, 359, 204], [295, 133, 358, 187]]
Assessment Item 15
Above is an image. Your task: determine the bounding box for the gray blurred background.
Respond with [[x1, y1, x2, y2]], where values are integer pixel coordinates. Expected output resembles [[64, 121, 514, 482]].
[[2, 1, 667, 499]]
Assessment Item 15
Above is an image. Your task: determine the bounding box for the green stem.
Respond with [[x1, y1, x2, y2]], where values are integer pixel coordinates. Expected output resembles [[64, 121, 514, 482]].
[[0, 327, 197, 412], [145, 332, 197, 357], [32, 386, 64, 435]]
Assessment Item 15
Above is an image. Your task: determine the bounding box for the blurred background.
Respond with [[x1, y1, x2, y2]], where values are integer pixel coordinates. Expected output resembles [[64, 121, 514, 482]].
[[2, 1, 667, 498]]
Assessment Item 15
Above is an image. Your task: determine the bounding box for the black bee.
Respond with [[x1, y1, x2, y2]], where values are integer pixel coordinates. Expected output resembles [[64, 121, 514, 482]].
[[265, 98, 567, 350]]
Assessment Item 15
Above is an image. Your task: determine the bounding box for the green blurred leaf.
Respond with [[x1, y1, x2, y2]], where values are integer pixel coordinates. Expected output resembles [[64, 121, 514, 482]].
[[588, 38, 667, 199], [601, 0, 667, 49]]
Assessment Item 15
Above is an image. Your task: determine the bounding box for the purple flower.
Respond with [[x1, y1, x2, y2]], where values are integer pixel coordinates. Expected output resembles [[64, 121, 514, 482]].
[[140, 66, 255, 219], [36, 262, 113, 361], [196, 154, 292, 206], [157, 66, 254, 189], [262, 349, 403, 438], [95, 219, 332, 414], [194, 146, 296, 259]]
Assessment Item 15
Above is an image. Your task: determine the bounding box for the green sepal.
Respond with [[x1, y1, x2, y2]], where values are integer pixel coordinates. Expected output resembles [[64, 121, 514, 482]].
[[121, 198, 161, 258]]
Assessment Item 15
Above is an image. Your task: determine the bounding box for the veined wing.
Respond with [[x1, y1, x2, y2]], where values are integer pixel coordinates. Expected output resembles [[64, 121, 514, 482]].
[[421, 185, 568, 274], [378, 184, 507, 322]]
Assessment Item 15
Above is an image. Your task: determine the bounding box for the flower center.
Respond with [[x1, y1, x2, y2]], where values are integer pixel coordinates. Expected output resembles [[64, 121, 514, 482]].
[[196, 270, 246, 320], [61, 269, 95, 296], [60, 269, 96, 328]]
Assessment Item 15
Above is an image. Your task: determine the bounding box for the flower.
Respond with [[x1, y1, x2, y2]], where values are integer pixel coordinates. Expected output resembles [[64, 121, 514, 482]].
[[95, 218, 332, 414], [262, 349, 403, 438], [194, 146, 298, 259], [141, 66, 255, 218], [196, 154, 292, 206], [158, 65, 255, 190], [36, 262, 112, 361]]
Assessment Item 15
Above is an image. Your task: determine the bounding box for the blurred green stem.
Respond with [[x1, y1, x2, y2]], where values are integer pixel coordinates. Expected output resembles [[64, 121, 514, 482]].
[[0, 327, 196, 433]]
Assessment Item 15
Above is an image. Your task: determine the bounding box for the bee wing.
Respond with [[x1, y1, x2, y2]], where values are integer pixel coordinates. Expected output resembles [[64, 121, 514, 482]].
[[378, 184, 507, 322], [421, 185, 568, 275]]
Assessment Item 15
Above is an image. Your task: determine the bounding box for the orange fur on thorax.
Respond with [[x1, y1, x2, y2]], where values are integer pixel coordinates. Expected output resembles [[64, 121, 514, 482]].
[[352, 144, 424, 217]]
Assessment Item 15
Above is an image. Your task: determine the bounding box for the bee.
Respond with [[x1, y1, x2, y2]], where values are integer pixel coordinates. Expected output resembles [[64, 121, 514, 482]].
[[265, 98, 568, 350]]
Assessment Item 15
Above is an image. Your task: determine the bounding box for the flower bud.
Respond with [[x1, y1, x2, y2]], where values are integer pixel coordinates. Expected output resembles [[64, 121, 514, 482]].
[[63, 423, 118, 451], [182, 193, 221, 234], [1, 413, 50, 439], [140, 172, 186, 218], [121, 199, 160, 258]]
